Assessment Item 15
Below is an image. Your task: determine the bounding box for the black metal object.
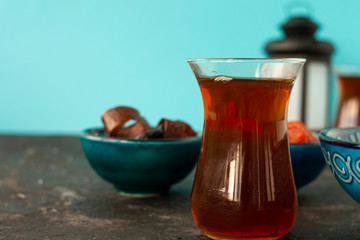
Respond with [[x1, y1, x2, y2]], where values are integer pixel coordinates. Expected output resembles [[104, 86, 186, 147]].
[[266, 16, 334, 129], [266, 17, 334, 56]]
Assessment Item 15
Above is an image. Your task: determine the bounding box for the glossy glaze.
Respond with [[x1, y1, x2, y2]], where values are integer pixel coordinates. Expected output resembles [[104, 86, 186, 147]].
[[80, 128, 201, 196], [290, 143, 325, 189], [320, 127, 360, 203]]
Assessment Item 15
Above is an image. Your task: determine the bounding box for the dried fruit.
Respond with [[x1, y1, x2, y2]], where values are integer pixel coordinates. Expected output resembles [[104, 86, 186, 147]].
[[288, 121, 318, 144], [102, 106, 197, 139]]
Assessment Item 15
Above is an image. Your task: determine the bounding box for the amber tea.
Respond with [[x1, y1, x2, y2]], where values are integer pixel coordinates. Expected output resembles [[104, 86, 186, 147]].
[[191, 77, 297, 240], [335, 75, 360, 127], [188, 58, 305, 240]]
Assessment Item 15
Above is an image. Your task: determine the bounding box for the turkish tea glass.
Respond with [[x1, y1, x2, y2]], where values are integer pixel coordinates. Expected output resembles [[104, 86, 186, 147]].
[[334, 65, 360, 127], [187, 58, 306, 240]]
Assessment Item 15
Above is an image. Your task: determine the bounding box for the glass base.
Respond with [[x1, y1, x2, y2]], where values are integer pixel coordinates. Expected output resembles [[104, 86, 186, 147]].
[[204, 232, 283, 240], [200, 226, 286, 240]]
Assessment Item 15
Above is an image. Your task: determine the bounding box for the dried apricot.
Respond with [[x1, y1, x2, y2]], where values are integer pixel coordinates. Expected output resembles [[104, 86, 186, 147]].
[[288, 121, 318, 144]]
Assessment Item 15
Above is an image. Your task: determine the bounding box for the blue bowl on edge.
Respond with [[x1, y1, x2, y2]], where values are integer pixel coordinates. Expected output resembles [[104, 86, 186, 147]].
[[80, 128, 201, 197], [290, 143, 325, 189], [319, 127, 360, 203]]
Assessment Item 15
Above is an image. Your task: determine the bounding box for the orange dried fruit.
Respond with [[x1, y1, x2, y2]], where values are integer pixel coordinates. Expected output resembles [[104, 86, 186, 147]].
[[288, 121, 318, 144]]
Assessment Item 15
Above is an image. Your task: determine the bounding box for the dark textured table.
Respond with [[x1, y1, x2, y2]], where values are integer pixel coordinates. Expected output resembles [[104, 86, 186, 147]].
[[0, 135, 359, 240]]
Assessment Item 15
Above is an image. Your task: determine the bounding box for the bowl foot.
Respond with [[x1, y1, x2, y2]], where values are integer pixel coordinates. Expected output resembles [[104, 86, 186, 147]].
[[114, 186, 169, 198]]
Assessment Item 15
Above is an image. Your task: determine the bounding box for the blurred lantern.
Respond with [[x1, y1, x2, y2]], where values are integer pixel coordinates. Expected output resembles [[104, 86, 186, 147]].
[[265, 15, 334, 130]]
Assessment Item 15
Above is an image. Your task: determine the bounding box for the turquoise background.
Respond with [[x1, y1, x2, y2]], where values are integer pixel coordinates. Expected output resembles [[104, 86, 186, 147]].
[[1, 0, 359, 134]]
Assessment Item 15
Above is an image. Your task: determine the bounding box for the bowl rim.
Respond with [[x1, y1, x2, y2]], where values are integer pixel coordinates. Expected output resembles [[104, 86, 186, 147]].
[[290, 142, 320, 147], [319, 127, 360, 148], [80, 127, 202, 144]]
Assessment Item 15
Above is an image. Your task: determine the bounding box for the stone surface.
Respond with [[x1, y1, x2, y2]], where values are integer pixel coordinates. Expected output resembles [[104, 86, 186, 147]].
[[0, 135, 359, 240]]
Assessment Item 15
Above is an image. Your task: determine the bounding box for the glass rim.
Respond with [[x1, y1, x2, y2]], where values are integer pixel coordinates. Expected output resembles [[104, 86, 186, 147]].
[[187, 58, 306, 64], [332, 65, 360, 77]]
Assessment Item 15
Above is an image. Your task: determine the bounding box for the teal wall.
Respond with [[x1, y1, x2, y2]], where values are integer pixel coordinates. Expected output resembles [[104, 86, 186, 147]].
[[1, 0, 359, 134]]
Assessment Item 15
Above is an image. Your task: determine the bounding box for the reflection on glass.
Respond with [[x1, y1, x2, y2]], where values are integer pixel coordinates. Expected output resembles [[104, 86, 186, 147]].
[[188, 58, 305, 240]]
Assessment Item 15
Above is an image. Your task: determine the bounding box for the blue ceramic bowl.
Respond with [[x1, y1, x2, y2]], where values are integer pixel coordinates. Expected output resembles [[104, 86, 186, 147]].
[[290, 143, 325, 189], [80, 128, 201, 196], [319, 127, 360, 203]]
